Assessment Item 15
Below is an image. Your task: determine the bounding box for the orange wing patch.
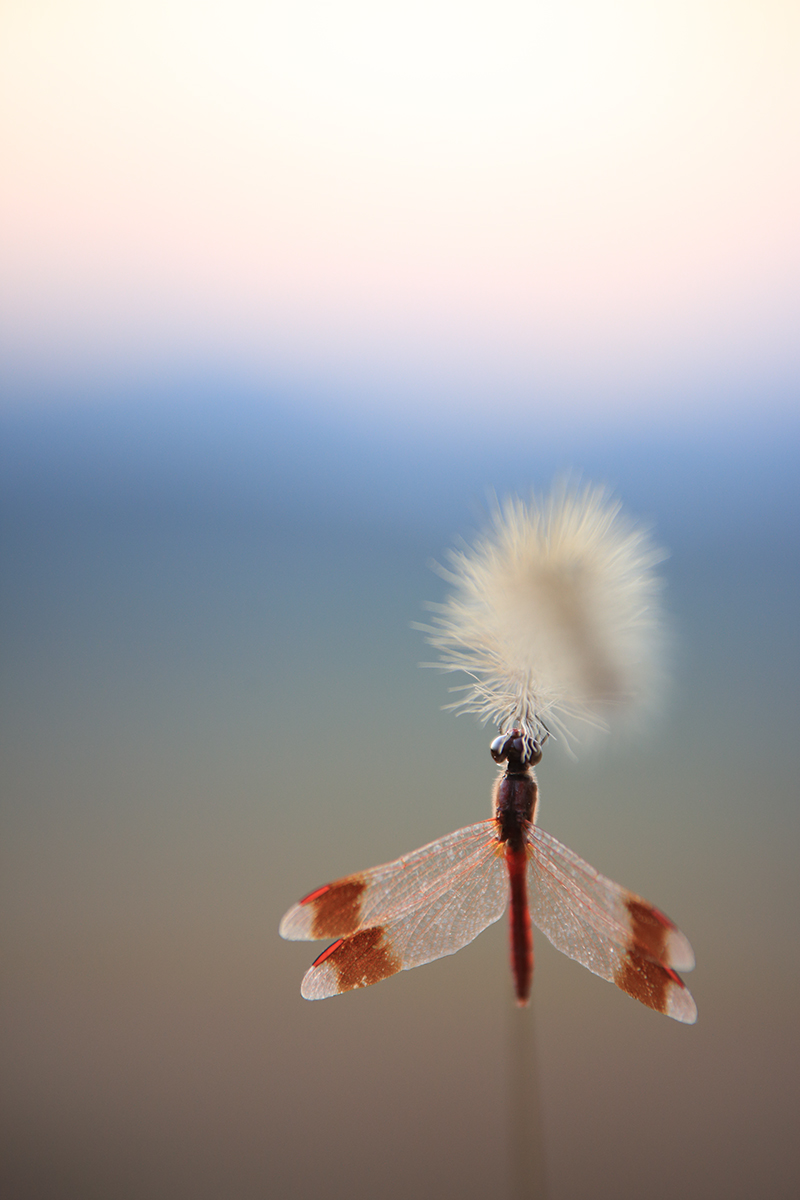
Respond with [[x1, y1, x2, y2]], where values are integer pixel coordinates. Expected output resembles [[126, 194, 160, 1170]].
[[302, 927, 402, 998], [615, 949, 680, 1014], [301, 878, 367, 938], [625, 898, 671, 961]]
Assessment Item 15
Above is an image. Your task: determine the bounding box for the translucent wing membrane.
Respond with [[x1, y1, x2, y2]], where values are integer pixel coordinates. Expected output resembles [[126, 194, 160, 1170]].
[[526, 824, 697, 1023], [280, 817, 696, 1021], [279, 821, 508, 999]]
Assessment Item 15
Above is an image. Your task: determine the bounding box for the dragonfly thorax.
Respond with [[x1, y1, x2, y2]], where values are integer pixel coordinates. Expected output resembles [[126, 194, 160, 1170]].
[[490, 730, 541, 846]]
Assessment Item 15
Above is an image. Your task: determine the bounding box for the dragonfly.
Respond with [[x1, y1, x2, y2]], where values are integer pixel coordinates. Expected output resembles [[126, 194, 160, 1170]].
[[279, 731, 696, 1022]]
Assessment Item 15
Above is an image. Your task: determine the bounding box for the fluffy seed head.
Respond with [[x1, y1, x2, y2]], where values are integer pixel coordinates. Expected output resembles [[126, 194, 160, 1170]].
[[423, 485, 665, 750]]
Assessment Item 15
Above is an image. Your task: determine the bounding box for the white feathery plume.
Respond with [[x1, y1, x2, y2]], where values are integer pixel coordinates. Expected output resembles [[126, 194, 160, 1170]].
[[422, 485, 665, 751]]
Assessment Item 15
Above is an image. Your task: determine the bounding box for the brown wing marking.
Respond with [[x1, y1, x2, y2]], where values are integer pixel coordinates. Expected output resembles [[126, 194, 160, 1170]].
[[525, 823, 697, 1022], [625, 898, 671, 961], [286, 820, 509, 1000], [304, 926, 401, 998], [615, 897, 690, 1016], [300, 878, 367, 938], [615, 949, 686, 1015]]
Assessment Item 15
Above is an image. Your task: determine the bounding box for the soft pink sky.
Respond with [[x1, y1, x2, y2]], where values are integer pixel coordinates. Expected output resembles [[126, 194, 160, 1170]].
[[2, 1, 799, 420]]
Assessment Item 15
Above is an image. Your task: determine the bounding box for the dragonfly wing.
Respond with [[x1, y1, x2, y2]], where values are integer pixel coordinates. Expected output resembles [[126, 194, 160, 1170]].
[[284, 820, 509, 1000], [526, 824, 697, 1024], [280, 819, 504, 940]]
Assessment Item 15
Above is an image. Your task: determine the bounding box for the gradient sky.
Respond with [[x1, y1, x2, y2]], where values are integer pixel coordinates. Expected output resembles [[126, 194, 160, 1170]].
[[2, 8, 800, 1195], [2, 0, 799, 422]]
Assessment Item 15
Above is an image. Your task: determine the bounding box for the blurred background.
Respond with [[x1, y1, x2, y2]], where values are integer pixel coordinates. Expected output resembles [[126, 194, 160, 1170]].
[[1, 3, 798, 1198]]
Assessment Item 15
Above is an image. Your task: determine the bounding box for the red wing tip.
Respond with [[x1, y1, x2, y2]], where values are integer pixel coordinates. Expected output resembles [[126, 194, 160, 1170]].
[[300, 884, 331, 906], [649, 905, 676, 929], [667, 929, 696, 973], [301, 927, 402, 999], [663, 966, 698, 1022], [670, 987, 698, 1024], [311, 938, 344, 967], [625, 897, 696, 973], [615, 950, 698, 1023], [278, 907, 301, 940]]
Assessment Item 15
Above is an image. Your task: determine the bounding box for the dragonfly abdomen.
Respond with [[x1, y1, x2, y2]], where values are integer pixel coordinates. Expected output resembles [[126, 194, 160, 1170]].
[[506, 843, 533, 1005], [492, 745, 539, 1006]]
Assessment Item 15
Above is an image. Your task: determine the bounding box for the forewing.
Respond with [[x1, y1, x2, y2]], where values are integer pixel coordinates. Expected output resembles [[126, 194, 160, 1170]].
[[279, 820, 509, 1000], [526, 824, 697, 1023], [280, 819, 504, 941]]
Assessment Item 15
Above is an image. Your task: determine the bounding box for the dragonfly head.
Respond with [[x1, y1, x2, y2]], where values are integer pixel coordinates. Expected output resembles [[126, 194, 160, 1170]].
[[490, 729, 544, 769]]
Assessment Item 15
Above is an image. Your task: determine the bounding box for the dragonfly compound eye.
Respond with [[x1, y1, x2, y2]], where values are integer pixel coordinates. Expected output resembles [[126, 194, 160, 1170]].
[[490, 733, 510, 763], [525, 741, 543, 766]]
